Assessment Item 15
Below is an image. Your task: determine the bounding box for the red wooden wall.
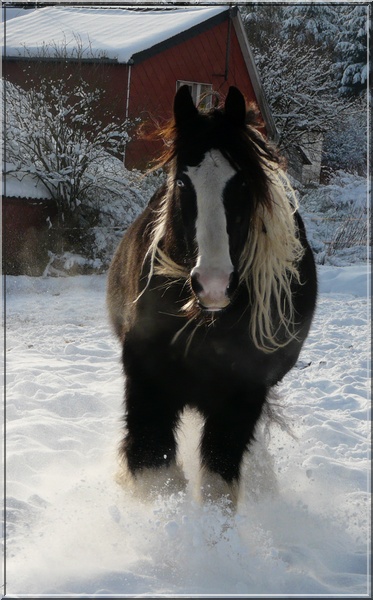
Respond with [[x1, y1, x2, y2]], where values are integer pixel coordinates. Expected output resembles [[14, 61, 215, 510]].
[[126, 18, 259, 168], [2, 197, 58, 275], [3, 60, 129, 124], [4, 16, 262, 171]]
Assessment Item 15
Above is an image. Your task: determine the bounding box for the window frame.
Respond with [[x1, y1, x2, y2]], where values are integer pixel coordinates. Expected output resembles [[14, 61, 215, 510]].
[[176, 80, 213, 109]]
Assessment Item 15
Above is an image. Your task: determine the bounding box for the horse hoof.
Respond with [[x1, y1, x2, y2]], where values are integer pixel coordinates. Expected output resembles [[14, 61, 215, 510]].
[[198, 468, 240, 510], [115, 460, 188, 501]]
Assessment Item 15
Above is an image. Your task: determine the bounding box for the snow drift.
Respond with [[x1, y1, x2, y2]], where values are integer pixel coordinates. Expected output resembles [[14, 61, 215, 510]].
[[4, 263, 370, 596]]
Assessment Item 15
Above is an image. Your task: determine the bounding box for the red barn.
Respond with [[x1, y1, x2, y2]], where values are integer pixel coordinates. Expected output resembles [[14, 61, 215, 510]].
[[3, 5, 277, 170], [2, 172, 58, 275]]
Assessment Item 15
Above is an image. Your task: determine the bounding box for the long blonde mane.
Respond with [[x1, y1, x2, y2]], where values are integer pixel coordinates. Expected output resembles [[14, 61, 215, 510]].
[[239, 166, 304, 351], [143, 162, 304, 353]]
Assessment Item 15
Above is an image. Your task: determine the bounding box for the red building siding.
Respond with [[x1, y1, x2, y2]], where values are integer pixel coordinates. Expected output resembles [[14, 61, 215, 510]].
[[2, 197, 58, 275], [125, 19, 258, 168], [4, 14, 264, 171], [3, 59, 130, 124]]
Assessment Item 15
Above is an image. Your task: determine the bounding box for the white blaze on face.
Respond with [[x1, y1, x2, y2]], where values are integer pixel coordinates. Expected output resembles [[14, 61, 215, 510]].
[[186, 149, 236, 310]]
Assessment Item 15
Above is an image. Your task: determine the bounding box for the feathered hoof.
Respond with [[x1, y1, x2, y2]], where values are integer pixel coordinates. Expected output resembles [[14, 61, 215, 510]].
[[115, 459, 188, 501], [198, 467, 241, 511]]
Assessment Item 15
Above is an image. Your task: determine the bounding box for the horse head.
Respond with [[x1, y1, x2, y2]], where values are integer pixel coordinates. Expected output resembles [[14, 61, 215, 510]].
[[148, 86, 304, 350]]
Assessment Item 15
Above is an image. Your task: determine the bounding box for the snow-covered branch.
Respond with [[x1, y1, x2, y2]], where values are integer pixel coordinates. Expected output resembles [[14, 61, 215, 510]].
[[252, 41, 351, 151], [3, 78, 133, 223]]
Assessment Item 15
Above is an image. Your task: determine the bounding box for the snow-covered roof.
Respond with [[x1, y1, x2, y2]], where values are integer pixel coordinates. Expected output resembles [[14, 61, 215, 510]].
[[3, 5, 228, 64], [1, 7, 36, 22], [3, 167, 52, 200]]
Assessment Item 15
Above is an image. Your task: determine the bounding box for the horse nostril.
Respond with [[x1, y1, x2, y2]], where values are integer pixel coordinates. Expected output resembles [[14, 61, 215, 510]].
[[190, 272, 204, 296], [227, 271, 238, 297]]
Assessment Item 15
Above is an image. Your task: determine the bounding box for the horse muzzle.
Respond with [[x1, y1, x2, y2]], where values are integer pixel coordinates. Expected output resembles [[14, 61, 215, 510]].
[[190, 268, 238, 312]]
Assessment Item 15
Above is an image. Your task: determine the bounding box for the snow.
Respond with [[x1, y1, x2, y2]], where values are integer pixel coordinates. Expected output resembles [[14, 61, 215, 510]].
[[4, 263, 371, 596], [3, 5, 228, 63], [318, 264, 369, 296], [1, 8, 36, 23], [3, 168, 52, 200]]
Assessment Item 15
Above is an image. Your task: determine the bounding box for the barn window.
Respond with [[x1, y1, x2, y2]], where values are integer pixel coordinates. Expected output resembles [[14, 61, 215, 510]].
[[176, 81, 213, 109]]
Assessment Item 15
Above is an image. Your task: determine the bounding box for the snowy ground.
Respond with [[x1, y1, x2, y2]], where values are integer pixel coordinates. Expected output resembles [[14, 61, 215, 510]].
[[3, 263, 371, 597]]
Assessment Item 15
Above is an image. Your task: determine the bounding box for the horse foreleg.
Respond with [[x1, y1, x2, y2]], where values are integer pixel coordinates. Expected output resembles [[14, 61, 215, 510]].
[[199, 391, 266, 507], [117, 377, 187, 498]]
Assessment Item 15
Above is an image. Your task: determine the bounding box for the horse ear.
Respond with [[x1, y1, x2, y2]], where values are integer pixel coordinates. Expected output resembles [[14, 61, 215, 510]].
[[225, 86, 247, 127], [174, 85, 198, 128]]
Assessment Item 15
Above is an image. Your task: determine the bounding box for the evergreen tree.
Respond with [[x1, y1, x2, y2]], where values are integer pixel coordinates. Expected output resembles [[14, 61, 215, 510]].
[[241, 4, 369, 98], [281, 4, 340, 51], [335, 5, 369, 97]]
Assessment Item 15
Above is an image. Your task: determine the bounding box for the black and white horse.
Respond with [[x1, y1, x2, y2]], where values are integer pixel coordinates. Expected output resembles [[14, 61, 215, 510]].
[[107, 86, 317, 504]]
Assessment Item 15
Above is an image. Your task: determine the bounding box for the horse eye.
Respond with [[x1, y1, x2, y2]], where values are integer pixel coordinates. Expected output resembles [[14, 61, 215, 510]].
[[176, 179, 185, 188]]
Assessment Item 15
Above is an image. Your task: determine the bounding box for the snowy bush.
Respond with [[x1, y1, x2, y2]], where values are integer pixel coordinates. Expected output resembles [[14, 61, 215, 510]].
[[88, 166, 165, 271], [3, 77, 165, 273], [3, 78, 133, 222], [43, 164, 165, 275], [300, 171, 369, 265], [322, 103, 367, 175]]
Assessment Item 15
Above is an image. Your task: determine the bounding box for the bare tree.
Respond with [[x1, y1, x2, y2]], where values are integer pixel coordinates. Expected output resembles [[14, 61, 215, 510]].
[[252, 41, 355, 152]]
